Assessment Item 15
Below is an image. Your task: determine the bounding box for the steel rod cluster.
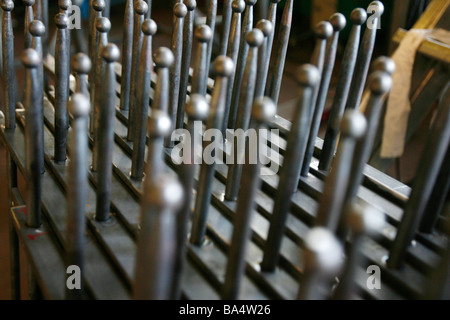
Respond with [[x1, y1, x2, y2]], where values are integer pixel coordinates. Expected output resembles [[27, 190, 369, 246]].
[[0, 0, 449, 300]]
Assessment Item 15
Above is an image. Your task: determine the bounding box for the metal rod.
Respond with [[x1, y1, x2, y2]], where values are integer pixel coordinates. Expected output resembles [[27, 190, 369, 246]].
[[260, 64, 320, 272], [41, 0, 49, 90], [66, 93, 91, 300], [91, 17, 111, 171], [6, 155, 20, 299], [222, 97, 276, 299], [388, 84, 450, 269], [22, 48, 43, 228], [345, 1, 384, 112], [71, 53, 92, 98], [9, 219, 20, 300], [166, 2, 187, 147], [89, 0, 105, 104], [189, 56, 234, 246], [103, 0, 110, 18], [423, 207, 450, 299], [131, 19, 157, 181], [254, 19, 273, 99], [58, 0, 72, 58], [264, 0, 280, 82], [227, 0, 256, 130], [343, 69, 393, 214], [301, 14, 346, 177], [314, 110, 367, 233], [119, 0, 134, 112], [297, 227, 343, 300], [191, 24, 212, 96], [127, 0, 148, 142], [30, 19, 46, 174], [133, 174, 184, 300], [171, 94, 209, 300], [225, 28, 263, 201], [205, 0, 217, 82], [176, 0, 196, 131], [153, 47, 174, 113], [265, 0, 292, 105], [145, 111, 172, 185], [222, 0, 245, 136], [319, 8, 367, 171], [24, 0, 35, 50], [94, 43, 120, 222], [2, 0, 16, 130], [333, 203, 385, 300], [88, 0, 94, 59], [145, 0, 152, 19], [54, 12, 70, 164], [299, 20, 333, 177], [420, 145, 450, 233], [218, 0, 232, 56]]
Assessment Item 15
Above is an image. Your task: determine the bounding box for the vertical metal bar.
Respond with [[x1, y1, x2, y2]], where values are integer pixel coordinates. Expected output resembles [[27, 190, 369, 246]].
[[423, 207, 450, 299], [225, 29, 263, 201], [7, 155, 20, 300], [119, 0, 134, 112], [297, 227, 343, 300], [189, 56, 234, 246], [301, 14, 346, 177], [204, 0, 217, 81], [145, 113, 172, 184], [265, 0, 292, 105], [66, 94, 91, 300], [95, 44, 120, 222], [345, 1, 384, 112], [153, 47, 174, 114], [420, 145, 450, 233], [54, 13, 70, 164], [343, 70, 393, 215], [222, 97, 276, 299], [176, 0, 196, 131], [2, 0, 15, 130], [254, 19, 273, 99], [218, 0, 232, 56], [319, 9, 368, 171], [127, 0, 148, 142], [30, 19, 45, 174], [171, 94, 209, 299], [145, 0, 152, 19], [58, 1, 72, 58], [191, 24, 212, 96], [103, 0, 110, 18], [333, 203, 384, 300], [133, 175, 184, 300], [24, 0, 35, 50], [41, 0, 48, 61], [9, 219, 20, 300], [88, 0, 94, 58], [388, 85, 450, 269], [299, 21, 333, 177], [227, 0, 256, 130], [261, 64, 320, 272], [131, 19, 157, 181], [22, 48, 43, 228], [91, 17, 111, 171], [314, 110, 367, 233], [166, 2, 187, 147], [71, 53, 92, 98], [222, 0, 245, 135], [264, 0, 280, 82], [89, 0, 105, 116]]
